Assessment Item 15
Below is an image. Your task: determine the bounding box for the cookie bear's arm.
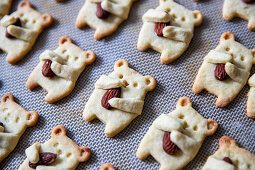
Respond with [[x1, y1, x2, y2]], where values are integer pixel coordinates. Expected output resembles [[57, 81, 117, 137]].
[[25, 142, 41, 164], [50, 62, 75, 80], [7, 25, 37, 42], [95, 75, 123, 89], [0, 15, 17, 26], [108, 98, 144, 114], [153, 114, 183, 132]]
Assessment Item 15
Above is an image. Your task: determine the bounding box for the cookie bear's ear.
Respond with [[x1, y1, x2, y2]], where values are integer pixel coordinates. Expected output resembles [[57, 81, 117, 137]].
[[78, 146, 91, 162], [251, 49, 255, 64], [18, 1, 32, 9], [145, 76, 156, 91], [114, 59, 129, 69], [52, 125, 67, 137], [176, 97, 192, 107], [59, 36, 72, 46], [192, 10, 203, 26], [27, 111, 39, 126], [42, 14, 53, 27], [220, 32, 235, 42], [219, 136, 237, 148], [205, 119, 218, 136], [85, 51, 96, 65], [1, 93, 15, 103]]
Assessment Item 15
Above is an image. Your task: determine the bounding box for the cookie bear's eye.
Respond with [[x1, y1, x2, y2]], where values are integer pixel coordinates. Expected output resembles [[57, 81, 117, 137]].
[[166, 8, 171, 12], [118, 74, 123, 79], [133, 82, 138, 87], [181, 17, 185, 21], [62, 49, 67, 54], [178, 114, 184, 119], [74, 56, 79, 61], [66, 153, 72, 158], [32, 19, 36, 24], [193, 125, 198, 131], [240, 55, 245, 61], [225, 47, 230, 51]]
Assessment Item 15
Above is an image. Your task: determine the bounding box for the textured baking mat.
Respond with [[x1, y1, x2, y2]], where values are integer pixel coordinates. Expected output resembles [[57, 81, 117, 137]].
[[0, 0, 254, 169]]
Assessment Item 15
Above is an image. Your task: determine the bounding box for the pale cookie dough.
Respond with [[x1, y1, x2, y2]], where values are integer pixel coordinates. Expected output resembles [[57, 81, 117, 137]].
[[202, 136, 255, 170], [223, 0, 255, 31], [76, 0, 136, 40], [101, 163, 115, 170], [83, 59, 156, 137], [26, 36, 96, 103], [193, 32, 255, 108], [247, 72, 255, 119], [0, 1, 53, 64], [0, 0, 12, 19], [136, 97, 218, 170], [137, 0, 203, 64], [0, 93, 38, 162], [19, 125, 91, 169]]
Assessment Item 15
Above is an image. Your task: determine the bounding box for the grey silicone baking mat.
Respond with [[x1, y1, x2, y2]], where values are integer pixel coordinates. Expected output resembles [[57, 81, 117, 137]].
[[0, 0, 254, 169]]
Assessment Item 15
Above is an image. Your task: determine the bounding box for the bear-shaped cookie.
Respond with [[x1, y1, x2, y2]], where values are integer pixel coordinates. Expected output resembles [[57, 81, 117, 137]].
[[137, 0, 203, 64], [0, 1, 53, 64], [26, 36, 96, 103], [202, 136, 255, 170], [0, 93, 38, 162], [223, 0, 255, 31], [0, 0, 12, 19], [247, 73, 255, 119], [18, 125, 91, 169], [193, 32, 255, 108], [83, 59, 156, 137], [136, 97, 218, 170], [76, 0, 136, 40]]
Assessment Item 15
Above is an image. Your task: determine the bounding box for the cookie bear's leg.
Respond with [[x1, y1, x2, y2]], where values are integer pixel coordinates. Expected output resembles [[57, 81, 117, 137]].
[[222, 6, 235, 21], [75, 15, 87, 29], [94, 26, 118, 40], [216, 95, 233, 108], [6, 51, 26, 64], [137, 39, 150, 51], [136, 144, 150, 160], [26, 72, 39, 90], [104, 122, 123, 137], [45, 89, 71, 104], [83, 111, 97, 122], [160, 49, 180, 64], [248, 18, 255, 31], [192, 78, 204, 94]]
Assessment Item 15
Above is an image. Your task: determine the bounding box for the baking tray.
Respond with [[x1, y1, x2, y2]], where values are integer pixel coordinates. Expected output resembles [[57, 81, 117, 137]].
[[0, 0, 254, 169]]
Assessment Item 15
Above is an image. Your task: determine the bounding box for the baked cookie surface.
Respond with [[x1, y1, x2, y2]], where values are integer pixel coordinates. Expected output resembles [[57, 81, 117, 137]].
[[83, 59, 156, 137], [0, 0, 12, 19], [76, 0, 136, 40], [193, 32, 255, 107], [0, 93, 38, 162], [0, 1, 53, 64], [202, 136, 255, 170], [18, 125, 91, 169], [136, 97, 218, 170], [137, 0, 202, 64], [223, 0, 255, 31], [26, 36, 96, 103]]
